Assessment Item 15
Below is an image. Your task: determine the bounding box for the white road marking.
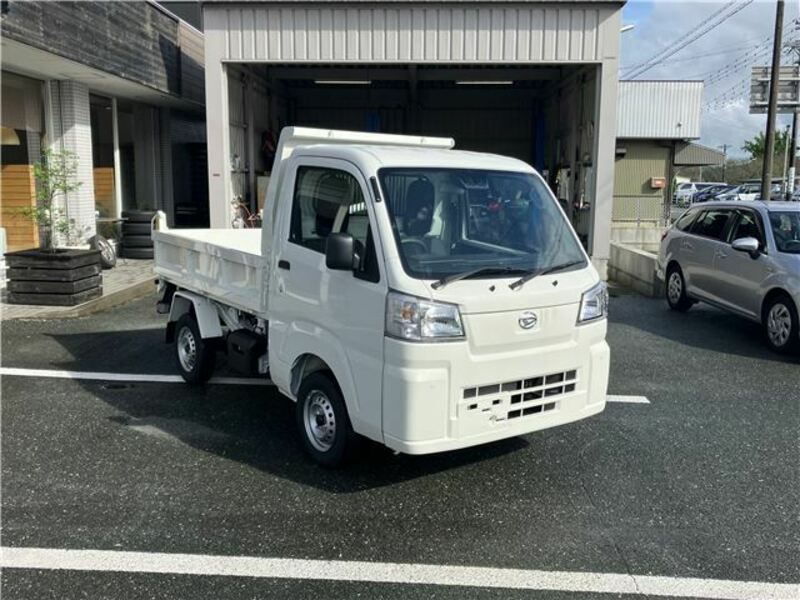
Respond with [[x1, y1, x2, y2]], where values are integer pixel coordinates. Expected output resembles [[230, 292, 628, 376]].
[[1, 547, 795, 600], [607, 395, 651, 404], [0, 367, 273, 386], [1, 368, 649, 404]]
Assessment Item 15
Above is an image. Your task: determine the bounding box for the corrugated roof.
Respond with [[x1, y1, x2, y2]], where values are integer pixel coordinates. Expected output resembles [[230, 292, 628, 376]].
[[616, 80, 703, 140], [203, 0, 624, 3], [674, 142, 725, 166]]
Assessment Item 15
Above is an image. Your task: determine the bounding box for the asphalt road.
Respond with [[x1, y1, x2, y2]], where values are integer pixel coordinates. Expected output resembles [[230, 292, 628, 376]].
[[2, 292, 798, 599]]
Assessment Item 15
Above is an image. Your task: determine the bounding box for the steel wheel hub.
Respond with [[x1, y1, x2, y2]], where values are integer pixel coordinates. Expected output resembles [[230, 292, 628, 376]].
[[303, 390, 336, 452], [177, 326, 197, 372], [668, 272, 683, 304], [767, 303, 792, 347]]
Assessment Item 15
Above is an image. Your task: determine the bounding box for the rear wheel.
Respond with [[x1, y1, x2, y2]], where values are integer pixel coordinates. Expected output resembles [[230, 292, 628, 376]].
[[666, 265, 693, 312], [764, 294, 799, 354], [173, 314, 216, 383], [296, 372, 358, 467]]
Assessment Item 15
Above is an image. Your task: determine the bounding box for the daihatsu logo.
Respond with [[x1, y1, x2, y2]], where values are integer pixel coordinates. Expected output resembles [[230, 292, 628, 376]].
[[518, 311, 538, 330]]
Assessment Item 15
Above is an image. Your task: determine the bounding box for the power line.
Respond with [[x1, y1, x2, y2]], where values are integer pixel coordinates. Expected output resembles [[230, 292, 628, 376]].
[[624, 0, 755, 79]]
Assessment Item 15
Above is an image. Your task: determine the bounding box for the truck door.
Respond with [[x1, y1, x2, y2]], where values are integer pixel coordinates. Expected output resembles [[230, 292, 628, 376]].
[[270, 158, 387, 440]]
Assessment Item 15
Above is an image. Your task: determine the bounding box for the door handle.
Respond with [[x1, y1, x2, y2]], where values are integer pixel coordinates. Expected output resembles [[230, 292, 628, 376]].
[[278, 259, 291, 270], [716, 250, 728, 259]]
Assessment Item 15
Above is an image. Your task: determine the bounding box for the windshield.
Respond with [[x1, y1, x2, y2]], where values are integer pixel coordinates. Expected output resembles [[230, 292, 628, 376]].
[[769, 211, 800, 254], [378, 168, 587, 280]]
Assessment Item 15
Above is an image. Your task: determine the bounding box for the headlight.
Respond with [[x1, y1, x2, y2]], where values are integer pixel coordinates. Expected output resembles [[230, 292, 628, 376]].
[[385, 291, 465, 342], [577, 281, 609, 323]]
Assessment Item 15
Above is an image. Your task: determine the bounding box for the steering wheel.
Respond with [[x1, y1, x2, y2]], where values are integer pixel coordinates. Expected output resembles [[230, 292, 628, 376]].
[[401, 238, 428, 255], [783, 239, 800, 250]]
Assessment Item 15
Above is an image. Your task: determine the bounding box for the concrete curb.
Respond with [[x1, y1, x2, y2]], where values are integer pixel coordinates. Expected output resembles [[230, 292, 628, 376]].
[[3, 276, 156, 320]]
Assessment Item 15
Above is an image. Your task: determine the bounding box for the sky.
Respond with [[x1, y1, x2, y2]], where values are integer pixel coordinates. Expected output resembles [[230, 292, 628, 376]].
[[620, 0, 799, 159]]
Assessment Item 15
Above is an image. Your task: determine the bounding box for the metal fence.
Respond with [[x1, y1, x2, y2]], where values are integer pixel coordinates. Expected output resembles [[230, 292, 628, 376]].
[[612, 196, 665, 224]]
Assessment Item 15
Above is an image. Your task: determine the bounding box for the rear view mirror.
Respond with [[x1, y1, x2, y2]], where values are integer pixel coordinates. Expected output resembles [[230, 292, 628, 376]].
[[731, 237, 760, 258], [325, 233, 355, 270]]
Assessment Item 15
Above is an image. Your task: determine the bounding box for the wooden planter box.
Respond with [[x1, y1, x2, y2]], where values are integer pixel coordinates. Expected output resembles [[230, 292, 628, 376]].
[[4, 249, 102, 306]]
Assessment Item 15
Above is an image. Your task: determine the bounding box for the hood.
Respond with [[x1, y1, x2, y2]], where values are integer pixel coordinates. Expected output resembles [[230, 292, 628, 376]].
[[421, 265, 598, 314]]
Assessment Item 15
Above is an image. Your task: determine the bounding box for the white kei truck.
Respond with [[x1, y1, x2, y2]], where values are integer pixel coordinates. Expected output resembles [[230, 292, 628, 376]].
[[153, 127, 610, 466]]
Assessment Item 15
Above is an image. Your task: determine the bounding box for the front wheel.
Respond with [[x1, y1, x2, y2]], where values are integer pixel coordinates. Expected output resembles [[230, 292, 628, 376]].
[[666, 265, 693, 312], [173, 314, 216, 383], [764, 295, 800, 354], [296, 372, 359, 467]]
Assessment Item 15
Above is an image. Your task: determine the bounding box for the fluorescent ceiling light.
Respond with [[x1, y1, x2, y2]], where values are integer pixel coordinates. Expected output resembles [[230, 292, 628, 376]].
[[455, 80, 514, 85], [314, 80, 371, 85]]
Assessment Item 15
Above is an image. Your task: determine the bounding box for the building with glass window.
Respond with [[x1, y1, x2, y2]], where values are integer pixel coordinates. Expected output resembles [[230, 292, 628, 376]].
[[0, 1, 207, 252]]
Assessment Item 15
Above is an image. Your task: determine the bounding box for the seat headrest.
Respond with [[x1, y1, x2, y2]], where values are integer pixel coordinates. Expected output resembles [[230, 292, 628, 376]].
[[404, 179, 435, 236]]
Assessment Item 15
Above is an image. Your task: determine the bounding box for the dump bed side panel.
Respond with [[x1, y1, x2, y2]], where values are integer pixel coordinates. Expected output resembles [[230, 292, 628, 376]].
[[153, 229, 265, 316]]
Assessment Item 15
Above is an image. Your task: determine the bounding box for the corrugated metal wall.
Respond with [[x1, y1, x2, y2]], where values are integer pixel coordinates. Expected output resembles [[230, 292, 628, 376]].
[[612, 140, 668, 222], [616, 81, 702, 140], [205, 4, 613, 63]]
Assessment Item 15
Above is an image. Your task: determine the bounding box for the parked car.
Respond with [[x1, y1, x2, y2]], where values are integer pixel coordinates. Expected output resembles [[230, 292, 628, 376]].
[[674, 182, 725, 206], [691, 184, 732, 204], [657, 201, 800, 354], [716, 182, 783, 202], [153, 127, 611, 466]]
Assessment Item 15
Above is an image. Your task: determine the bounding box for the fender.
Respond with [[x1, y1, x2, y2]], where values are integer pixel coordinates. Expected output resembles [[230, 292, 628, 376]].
[[166, 291, 224, 342], [283, 323, 383, 444]]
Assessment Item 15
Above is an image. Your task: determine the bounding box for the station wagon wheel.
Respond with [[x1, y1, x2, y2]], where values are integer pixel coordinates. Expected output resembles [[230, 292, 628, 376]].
[[173, 314, 217, 384], [764, 295, 799, 354], [296, 372, 359, 467], [665, 265, 693, 312]]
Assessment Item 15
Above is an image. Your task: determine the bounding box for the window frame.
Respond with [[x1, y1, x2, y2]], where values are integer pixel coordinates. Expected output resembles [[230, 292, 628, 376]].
[[285, 160, 383, 284], [689, 208, 735, 242], [726, 208, 767, 252]]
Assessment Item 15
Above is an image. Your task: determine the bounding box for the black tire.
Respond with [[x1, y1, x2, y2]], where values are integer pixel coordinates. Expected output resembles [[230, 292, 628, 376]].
[[91, 235, 117, 269], [122, 210, 157, 223], [120, 247, 154, 259], [173, 314, 217, 384], [665, 264, 693, 312], [296, 372, 359, 467], [763, 294, 800, 355], [122, 222, 152, 236], [121, 234, 153, 248]]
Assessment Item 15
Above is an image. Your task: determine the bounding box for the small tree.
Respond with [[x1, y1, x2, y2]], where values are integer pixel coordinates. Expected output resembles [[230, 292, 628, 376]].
[[20, 149, 82, 251]]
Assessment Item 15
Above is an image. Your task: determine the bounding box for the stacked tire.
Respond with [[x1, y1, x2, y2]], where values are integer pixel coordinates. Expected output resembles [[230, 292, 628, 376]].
[[120, 210, 155, 259]]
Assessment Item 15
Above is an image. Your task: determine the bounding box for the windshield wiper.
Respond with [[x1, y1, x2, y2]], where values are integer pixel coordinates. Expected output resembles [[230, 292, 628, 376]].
[[431, 266, 523, 290], [508, 260, 585, 291]]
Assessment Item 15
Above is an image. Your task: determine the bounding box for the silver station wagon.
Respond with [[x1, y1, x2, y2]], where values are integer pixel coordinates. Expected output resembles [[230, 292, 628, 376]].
[[657, 201, 800, 354]]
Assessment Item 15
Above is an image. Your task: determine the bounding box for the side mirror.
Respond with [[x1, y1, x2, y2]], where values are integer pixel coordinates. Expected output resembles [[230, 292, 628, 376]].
[[325, 233, 355, 271], [731, 237, 760, 258]]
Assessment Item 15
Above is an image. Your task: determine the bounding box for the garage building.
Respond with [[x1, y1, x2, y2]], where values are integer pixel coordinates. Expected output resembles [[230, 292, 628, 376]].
[[202, 0, 624, 275]]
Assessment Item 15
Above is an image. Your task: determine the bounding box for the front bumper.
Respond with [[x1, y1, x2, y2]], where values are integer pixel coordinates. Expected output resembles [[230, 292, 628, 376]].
[[382, 319, 610, 455]]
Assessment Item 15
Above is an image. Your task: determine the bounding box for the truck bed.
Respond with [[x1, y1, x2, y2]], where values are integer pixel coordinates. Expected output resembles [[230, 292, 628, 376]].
[[153, 228, 265, 315]]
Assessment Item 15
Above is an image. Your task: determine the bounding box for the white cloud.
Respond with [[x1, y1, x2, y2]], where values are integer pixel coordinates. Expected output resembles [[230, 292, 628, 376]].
[[621, 0, 799, 158]]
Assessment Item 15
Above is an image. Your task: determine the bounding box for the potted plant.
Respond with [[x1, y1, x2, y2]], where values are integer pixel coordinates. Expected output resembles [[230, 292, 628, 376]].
[[5, 150, 102, 306]]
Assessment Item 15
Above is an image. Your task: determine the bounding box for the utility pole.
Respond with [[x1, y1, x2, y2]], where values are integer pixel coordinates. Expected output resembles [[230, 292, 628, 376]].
[[788, 42, 800, 198], [761, 0, 784, 201], [720, 144, 728, 182], [790, 111, 798, 197], [782, 124, 791, 196]]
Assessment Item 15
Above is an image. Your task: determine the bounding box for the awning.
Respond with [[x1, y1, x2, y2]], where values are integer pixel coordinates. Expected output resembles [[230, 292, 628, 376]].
[[674, 142, 726, 166]]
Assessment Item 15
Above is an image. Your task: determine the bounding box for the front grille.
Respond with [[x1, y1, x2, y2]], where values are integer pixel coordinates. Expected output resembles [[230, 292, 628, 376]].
[[462, 369, 577, 421]]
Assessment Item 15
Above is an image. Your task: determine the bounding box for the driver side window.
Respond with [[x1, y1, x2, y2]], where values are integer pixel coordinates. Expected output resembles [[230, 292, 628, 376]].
[[729, 211, 764, 248]]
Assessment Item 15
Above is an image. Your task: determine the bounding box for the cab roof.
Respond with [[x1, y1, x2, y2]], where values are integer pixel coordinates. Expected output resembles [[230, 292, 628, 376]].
[[292, 144, 534, 173]]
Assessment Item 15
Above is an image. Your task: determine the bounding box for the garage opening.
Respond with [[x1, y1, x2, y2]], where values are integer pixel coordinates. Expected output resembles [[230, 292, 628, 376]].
[[226, 64, 598, 248]]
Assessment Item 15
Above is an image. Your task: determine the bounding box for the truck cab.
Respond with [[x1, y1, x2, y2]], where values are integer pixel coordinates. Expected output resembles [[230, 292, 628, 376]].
[[154, 128, 610, 466]]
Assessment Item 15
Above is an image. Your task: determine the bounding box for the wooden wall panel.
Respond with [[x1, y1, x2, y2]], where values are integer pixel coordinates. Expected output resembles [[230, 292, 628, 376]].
[[93, 167, 116, 218], [0, 165, 40, 251]]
